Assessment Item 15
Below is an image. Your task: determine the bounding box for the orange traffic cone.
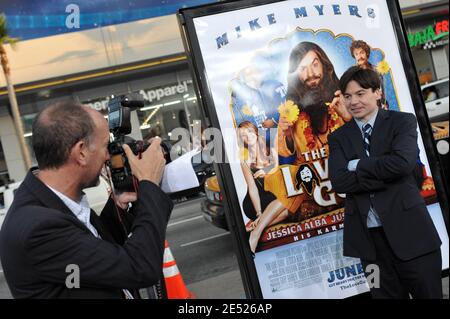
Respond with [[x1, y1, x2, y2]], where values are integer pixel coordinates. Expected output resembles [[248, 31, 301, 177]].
[[163, 240, 196, 299]]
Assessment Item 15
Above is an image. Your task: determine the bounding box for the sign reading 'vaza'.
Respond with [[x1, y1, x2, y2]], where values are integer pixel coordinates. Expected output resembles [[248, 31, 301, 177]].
[[408, 19, 449, 48], [85, 81, 190, 111]]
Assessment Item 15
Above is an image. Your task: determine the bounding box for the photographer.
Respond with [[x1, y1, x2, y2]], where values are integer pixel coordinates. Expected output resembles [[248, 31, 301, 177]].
[[0, 101, 172, 298]]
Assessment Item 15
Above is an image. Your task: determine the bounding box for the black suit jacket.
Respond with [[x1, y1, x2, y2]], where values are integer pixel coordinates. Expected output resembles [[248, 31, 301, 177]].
[[0, 169, 173, 298], [329, 110, 441, 261]]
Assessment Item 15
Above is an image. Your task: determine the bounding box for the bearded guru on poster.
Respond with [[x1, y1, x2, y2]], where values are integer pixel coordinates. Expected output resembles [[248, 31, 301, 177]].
[[215, 3, 374, 49]]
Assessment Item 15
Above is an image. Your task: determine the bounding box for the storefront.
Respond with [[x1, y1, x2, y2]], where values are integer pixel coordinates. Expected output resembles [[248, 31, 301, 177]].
[[0, 57, 204, 182], [403, 2, 449, 84], [0, 142, 7, 186], [402, 1, 449, 183]]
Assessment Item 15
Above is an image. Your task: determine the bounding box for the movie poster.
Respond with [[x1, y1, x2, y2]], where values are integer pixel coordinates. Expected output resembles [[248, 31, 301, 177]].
[[188, 0, 449, 298]]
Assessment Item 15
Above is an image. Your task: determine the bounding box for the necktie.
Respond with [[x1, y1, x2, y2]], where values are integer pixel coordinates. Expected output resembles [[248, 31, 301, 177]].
[[362, 123, 381, 227], [363, 123, 372, 156]]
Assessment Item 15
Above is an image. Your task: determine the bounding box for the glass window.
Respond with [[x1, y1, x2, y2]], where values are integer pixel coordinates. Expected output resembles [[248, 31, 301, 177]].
[[445, 44, 449, 64], [412, 47, 436, 84], [423, 81, 449, 102], [15, 66, 204, 164], [0, 140, 11, 187], [12, 65, 202, 170], [136, 79, 200, 142], [434, 81, 449, 100]]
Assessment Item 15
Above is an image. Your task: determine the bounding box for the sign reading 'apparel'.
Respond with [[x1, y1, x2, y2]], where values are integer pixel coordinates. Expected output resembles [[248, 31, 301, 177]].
[[139, 81, 189, 103], [85, 81, 191, 111]]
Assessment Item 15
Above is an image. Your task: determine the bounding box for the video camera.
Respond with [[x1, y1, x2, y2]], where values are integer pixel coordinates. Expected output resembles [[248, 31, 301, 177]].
[[107, 94, 171, 192]]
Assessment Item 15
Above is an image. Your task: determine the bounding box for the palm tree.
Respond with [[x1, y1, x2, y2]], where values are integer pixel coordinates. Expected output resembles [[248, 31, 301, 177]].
[[0, 14, 32, 171]]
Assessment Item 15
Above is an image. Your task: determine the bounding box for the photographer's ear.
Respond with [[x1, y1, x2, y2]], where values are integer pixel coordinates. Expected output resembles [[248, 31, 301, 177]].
[[71, 139, 90, 166]]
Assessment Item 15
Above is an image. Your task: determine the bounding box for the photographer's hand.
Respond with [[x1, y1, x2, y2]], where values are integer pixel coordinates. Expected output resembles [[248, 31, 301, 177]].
[[123, 138, 166, 185], [114, 192, 137, 210]]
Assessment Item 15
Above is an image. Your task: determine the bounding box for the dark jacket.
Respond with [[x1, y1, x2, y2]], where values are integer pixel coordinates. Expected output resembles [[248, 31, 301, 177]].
[[0, 169, 173, 298], [329, 110, 441, 261]]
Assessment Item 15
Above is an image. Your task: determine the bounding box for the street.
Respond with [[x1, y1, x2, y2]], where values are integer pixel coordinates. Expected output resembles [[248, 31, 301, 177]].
[[166, 196, 246, 298]]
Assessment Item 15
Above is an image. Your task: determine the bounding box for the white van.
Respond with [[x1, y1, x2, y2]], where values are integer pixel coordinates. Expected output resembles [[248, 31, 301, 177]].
[[421, 78, 449, 121]]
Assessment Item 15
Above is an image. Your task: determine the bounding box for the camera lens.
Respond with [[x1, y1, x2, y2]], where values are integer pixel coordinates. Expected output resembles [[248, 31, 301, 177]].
[[110, 154, 125, 169]]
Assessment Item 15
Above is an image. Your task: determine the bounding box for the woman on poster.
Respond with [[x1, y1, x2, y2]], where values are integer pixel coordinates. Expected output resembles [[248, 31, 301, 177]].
[[238, 121, 288, 254]]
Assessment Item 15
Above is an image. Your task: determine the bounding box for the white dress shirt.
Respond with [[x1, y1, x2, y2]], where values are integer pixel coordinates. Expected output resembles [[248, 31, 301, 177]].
[[47, 185, 99, 238], [347, 110, 382, 228]]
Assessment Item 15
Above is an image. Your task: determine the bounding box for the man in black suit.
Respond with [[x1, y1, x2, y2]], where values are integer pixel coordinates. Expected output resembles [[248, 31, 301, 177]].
[[329, 66, 442, 299], [0, 101, 172, 298]]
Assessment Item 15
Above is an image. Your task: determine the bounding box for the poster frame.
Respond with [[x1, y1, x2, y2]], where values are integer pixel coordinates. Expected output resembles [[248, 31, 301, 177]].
[[177, 0, 449, 298]]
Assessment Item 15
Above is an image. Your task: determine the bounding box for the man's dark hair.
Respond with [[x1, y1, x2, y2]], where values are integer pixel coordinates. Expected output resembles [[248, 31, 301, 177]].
[[286, 42, 339, 108], [286, 42, 339, 135], [32, 101, 96, 169], [350, 40, 371, 58], [339, 66, 381, 93]]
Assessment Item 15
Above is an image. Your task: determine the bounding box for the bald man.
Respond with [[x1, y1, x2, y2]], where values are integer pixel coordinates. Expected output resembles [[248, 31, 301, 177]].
[[0, 101, 172, 298]]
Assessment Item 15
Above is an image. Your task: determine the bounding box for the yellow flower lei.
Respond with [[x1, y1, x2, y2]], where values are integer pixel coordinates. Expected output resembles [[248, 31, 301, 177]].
[[298, 106, 342, 150], [278, 100, 300, 124]]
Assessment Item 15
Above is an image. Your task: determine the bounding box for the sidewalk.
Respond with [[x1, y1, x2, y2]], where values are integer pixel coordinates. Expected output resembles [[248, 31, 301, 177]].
[[443, 276, 449, 299], [186, 270, 246, 299]]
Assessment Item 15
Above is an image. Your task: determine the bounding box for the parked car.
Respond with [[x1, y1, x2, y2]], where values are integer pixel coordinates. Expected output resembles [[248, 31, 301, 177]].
[[201, 174, 228, 230], [421, 78, 449, 121], [421, 78, 449, 192], [0, 181, 22, 225]]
